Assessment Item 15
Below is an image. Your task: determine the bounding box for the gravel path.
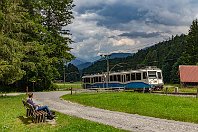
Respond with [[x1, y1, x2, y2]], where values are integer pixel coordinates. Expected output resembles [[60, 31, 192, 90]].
[[33, 91, 198, 132]]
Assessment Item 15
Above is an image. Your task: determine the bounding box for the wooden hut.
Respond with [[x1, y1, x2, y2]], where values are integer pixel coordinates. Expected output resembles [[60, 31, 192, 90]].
[[179, 65, 198, 87]]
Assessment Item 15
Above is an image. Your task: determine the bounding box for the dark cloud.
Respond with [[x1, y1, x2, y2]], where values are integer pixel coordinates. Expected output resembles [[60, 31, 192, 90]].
[[74, 1, 190, 29], [118, 31, 162, 38], [75, 2, 149, 29], [96, 4, 148, 28], [69, 0, 198, 61]]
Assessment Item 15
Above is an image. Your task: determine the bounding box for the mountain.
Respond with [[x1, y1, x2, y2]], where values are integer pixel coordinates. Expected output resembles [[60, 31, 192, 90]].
[[70, 53, 133, 70], [108, 53, 133, 59], [77, 62, 92, 70], [98, 53, 134, 61], [70, 58, 92, 70], [70, 58, 87, 66]]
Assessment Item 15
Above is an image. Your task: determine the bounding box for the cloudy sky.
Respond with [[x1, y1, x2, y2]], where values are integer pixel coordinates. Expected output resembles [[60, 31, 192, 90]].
[[67, 0, 198, 62]]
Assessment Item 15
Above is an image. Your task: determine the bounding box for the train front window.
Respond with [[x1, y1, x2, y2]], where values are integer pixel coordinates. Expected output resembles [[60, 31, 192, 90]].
[[148, 71, 156, 78], [157, 72, 162, 79]]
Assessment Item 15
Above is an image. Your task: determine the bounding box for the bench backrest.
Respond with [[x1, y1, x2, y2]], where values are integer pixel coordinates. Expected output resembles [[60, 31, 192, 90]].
[[22, 100, 35, 111]]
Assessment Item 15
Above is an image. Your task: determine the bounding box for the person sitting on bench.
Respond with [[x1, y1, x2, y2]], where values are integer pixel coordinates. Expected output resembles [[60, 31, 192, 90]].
[[27, 92, 55, 119]]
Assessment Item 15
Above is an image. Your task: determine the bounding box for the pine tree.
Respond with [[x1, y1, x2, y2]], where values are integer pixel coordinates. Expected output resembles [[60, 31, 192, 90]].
[[0, 0, 26, 84], [185, 19, 198, 64]]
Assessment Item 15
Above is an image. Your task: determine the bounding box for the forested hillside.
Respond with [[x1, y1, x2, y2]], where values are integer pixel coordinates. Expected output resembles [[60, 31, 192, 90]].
[[0, 0, 74, 91], [83, 19, 198, 84]]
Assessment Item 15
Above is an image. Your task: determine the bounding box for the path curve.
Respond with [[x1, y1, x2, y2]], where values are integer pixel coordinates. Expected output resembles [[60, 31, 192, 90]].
[[33, 91, 198, 132]]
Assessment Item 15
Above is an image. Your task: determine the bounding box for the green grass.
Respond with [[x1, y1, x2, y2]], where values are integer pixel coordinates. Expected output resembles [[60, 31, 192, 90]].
[[0, 95, 126, 132], [162, 87, 197, 93], [62, 92, 198, 123], [154, 84, 198, 93], [54, 82, 82, 90], [162, 84, 197, 93]]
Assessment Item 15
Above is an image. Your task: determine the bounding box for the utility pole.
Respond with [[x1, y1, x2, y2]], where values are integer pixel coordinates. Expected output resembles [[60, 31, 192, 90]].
[[106, 55, 109, 88], [63, 59, 66, 87], [100, 54, 110, 88]]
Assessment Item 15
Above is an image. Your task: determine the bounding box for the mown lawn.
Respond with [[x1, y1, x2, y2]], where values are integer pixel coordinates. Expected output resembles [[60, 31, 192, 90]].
[[0, 95, 126, 132], [62, 92, 198, 123]]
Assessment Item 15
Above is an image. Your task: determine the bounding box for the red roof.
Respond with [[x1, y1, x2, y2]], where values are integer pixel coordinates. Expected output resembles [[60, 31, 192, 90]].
[[179, 65, 198, 82]]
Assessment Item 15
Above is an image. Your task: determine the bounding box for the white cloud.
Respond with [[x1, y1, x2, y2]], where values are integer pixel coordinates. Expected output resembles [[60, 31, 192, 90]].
[[67, 0, 198, 61], [110, 38, 136, 46]]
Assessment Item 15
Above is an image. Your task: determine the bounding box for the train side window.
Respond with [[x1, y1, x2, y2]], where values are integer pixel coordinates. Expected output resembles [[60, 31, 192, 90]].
[[136, 73, 141, 80], [126, 74, 130, 81], [85, 78, 90, 83], [131, 73, 135, 80], [98, 77, 102, 82], [110, 75, 113, 81], [117, 75, 121, 82], [94, 77, 99, 82], [113, 75, 117, 81], [143, 72, 147, 79], [157, 72, 162, 79], [91, 78, 94, 83]]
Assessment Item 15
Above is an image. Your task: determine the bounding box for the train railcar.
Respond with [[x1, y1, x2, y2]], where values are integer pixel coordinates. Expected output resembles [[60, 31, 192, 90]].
[[82, 66, 163, 91]]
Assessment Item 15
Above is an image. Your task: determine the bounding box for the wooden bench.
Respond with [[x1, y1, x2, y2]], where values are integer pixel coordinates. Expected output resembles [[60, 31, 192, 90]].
[[22, 100, 48, 123]]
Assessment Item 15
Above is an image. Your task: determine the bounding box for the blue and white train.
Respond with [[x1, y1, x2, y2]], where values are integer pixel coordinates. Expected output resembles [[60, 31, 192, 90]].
[[82, 66, 163, 91]]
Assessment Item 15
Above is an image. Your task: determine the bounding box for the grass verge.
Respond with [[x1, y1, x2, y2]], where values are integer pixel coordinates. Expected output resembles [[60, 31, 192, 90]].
[[163, 84, 197, 93], [62, 92, 198, 123], [53, 82, 82, 90], [0, 95, 126, 132]]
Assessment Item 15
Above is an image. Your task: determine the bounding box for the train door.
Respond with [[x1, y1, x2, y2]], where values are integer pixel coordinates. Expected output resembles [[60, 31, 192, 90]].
[[122, 74, 126, 83], [142, 71, 147, 83], [157, 71, 163, 85]]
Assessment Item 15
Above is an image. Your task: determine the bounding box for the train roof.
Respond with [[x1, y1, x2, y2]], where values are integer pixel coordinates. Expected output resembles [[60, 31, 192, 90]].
[[82, 67, 162, 78]]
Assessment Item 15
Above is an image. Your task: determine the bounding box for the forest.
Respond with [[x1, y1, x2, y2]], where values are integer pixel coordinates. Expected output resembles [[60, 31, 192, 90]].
[[83, 19, 198, 84], [0, 0, 74, 92], [1, 0, 198, 92]]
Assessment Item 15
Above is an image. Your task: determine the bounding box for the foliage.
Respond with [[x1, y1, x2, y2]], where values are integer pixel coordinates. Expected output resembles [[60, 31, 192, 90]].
[[0, 0, 75, 91], [0, 95, 125, 132], [57, 63, 80, 82], [0, 0, 27, 84], [62, 92, 198, 123]]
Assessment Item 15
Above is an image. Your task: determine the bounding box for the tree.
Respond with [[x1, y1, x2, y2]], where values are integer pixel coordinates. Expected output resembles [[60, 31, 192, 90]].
[[0, 0, 27, 85], [20, 0, 75, 90], [65, 64, 80, 82], [184, 19, 198, 64], [0, 0, 75, 91]]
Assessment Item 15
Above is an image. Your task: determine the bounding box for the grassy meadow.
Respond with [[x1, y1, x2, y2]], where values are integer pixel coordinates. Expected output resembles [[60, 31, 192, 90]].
[[54, 82, 82, 90], [62, 92, 198, 123], [162, 84, 197, 93], [0, 95, 126, 132]]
